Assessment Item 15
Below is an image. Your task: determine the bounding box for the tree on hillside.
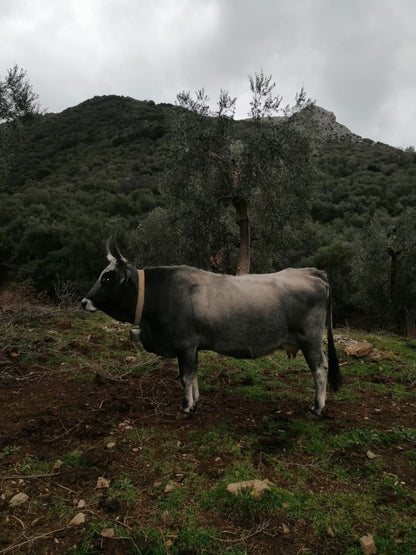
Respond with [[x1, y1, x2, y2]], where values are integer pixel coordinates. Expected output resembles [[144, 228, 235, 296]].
[[0, 64, 42, 185], [164, 71, 317, 275], [0, 64, 41, 123], [352, 209, 416, 337]]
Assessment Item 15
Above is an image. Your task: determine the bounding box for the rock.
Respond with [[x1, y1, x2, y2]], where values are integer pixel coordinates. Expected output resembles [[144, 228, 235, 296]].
[[345, 341, 373, 357], [360, 533, 377, 554], [101, 528, 115, 538], [164, 482, 179, 493], [70, 512, 86, 526], [96, 477, 110, 489], [366, 450, 378, 460], [77, 499, 86, 509], [226, 479, 273, 499], [106, 442, 116, 449], [9, 492, 29, 507], [282, 523, 290, 534], [53, 459, 63, 470]]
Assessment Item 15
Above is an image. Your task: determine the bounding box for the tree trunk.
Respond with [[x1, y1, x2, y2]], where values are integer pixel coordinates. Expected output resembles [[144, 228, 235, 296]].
[[398, 309, 416, 338], [388, 246, 415, 337], [233, 197, 250, 275]]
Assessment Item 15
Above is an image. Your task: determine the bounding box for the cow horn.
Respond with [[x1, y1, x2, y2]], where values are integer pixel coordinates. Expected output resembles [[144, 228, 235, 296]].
[[106, 235, 128, 264], [106, 238, 116, 262]]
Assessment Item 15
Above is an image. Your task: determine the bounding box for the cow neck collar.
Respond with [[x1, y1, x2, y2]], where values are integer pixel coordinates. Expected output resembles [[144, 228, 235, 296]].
[[134, 269, 145, 326]]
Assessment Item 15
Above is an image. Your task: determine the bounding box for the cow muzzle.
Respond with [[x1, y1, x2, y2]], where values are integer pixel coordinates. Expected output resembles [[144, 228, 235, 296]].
[[81, 298, 97, 312]]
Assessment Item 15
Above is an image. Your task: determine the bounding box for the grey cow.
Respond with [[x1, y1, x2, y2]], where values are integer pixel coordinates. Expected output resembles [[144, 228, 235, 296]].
[[82, 241, 341, 416]]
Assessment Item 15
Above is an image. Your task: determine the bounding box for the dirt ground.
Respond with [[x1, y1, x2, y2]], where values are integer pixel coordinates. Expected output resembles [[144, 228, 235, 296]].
[[0, 300, 415, 553]]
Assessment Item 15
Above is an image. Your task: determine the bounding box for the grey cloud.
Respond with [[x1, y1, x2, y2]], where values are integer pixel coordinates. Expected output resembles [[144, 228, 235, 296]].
[[1, 0, 415, 146]]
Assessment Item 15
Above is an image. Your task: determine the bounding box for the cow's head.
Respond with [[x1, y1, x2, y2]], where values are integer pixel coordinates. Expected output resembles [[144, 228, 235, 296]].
[[81, 238, 138, 323]]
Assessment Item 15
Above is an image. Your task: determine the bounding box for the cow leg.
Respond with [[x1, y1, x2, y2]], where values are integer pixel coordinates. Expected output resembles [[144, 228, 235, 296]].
[[178, 349, 199, 415], [301, 343, 328, 416]]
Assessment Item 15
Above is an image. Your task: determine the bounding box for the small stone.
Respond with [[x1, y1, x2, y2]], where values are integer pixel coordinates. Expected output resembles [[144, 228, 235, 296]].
[[360, 534, 377, 554], [9, 492, 29, 507], [282, 523, 290, 534], [327, 526, 335, 537], [101, 528, 115, 538], [226, 479, 273, 499], [164, 483, 177, 493], [69, 513, 86, 526], [366, 450, 378, 460], [77, 499, 86, 509], [96, 477, 110, 489], [53, 459, 63, 470], [106, 442, 116, 449]]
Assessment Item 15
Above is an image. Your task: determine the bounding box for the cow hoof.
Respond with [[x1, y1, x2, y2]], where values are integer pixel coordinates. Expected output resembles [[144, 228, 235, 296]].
[[310, 406, 323, 417], [176, 410, 192, 420]]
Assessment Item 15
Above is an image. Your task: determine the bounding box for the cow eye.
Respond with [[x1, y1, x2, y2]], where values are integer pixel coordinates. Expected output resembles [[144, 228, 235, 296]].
[[101, 273, 112, 286]]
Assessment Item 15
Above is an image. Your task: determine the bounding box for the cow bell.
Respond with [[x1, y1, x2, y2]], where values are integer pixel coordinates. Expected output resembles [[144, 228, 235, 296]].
[[129, 325, 141, 342]]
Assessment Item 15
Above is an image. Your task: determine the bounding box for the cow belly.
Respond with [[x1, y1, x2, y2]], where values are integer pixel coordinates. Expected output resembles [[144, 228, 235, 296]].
[[210, 328, 282, 359]]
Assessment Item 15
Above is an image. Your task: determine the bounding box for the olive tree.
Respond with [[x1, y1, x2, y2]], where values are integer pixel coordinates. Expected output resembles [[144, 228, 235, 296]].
[[352, 209, 416, 337], [164, 71, 318, 275]]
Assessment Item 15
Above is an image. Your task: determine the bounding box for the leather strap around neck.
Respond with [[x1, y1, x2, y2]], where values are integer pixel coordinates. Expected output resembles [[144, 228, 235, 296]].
[[134, 269, 145, 326]]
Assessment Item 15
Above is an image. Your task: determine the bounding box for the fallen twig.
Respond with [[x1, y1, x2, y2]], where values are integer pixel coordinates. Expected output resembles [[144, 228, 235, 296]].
[[9, 515, 26, 529], [0, 472, 59, 480], [210, 519, 272, 544], [45, 420, 84, 443], [0, 526, 69, 554]]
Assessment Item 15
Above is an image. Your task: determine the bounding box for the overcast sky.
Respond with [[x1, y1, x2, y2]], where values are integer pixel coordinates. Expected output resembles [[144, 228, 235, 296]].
[[2, 0, 416, 148]]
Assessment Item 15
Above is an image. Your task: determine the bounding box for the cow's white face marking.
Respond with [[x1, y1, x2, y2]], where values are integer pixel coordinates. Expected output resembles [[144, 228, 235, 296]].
[[101, 259, 117, 276], [82, 298, 98, 312]]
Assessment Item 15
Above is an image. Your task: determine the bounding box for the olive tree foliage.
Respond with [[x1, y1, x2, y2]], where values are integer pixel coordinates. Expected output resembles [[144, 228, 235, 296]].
[[0, 65, 42, 185], [148, 71, 318, 275], [352, 208, 416, 337]]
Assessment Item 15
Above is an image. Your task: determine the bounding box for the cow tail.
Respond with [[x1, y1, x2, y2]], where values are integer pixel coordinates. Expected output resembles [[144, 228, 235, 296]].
[[326, 287, 342, 392]]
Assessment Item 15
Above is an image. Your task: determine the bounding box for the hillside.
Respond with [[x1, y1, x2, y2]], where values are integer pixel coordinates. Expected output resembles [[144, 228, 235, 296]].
[[1, 95, 416, 331]]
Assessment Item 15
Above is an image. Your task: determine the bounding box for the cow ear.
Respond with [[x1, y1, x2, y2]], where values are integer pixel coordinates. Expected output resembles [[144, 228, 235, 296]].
[[121, 265, 133, 284], [119, 264, 133, 285]]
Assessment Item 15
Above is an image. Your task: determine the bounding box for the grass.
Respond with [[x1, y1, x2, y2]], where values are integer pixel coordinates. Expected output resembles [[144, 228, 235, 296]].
[[1, 302, 416, 553]]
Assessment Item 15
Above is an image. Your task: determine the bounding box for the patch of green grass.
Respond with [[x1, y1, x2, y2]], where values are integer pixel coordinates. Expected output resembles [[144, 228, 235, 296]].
[[108, 474, 140, 504], [68, 520, 132, 554], [187, 422, 253, 459], [62, 450, 86, 468], [17, 455, 51, 475], [405, 449, 416, 468], [49, 494, 67, 518], [0, 445, 21, 459]]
